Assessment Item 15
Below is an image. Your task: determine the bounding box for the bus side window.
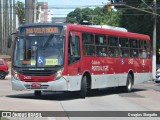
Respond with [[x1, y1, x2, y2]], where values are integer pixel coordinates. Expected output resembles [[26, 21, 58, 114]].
[[108, 36, 118, 57], [146, 41, 151, 58], [95, 34, 107, 57], [122, 49, 129, 57], [129, 39, 139, 58], [82, 33, 95, 56], [68, 33, 80, 65], [139, 40, 148, 58]]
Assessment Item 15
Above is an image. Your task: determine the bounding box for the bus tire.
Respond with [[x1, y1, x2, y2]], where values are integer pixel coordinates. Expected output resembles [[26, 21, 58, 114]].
[[34, 90, 42, 96], [79, 76, 87, 98], [125, 74, 133, 92], [119, 74, 133, 93], [0, 71, 6, 79]]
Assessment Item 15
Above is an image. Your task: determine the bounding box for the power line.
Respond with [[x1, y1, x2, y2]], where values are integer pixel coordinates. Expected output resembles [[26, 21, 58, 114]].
[[113, 3, 160, 17], [141, 0, 153, 11]]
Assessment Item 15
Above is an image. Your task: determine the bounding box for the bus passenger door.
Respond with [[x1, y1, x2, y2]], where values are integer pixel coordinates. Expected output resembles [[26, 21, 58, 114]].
[[67, 32, 81, 91]]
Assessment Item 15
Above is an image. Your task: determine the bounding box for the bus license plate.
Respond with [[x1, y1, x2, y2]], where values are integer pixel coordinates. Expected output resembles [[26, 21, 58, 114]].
[[31, 83, 41, 88]]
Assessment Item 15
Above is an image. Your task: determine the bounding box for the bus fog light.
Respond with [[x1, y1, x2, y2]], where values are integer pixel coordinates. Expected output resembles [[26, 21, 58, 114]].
[[54, 68, 64, 80], [12, 70, 20, 80]]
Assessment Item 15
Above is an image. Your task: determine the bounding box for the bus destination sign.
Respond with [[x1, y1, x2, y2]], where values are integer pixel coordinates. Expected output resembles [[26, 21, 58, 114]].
[[25, 27, 59, 34]]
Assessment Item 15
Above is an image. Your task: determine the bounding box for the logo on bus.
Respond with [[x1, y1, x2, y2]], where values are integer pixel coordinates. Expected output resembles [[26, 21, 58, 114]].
[[128, 59, 133, 64], [91, 60, 109, 71], [92, 66, 109, 71], [122, 58, 124, 65]]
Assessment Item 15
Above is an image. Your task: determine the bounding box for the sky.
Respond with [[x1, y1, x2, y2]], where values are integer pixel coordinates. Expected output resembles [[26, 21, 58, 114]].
[[38, 0, 108, 17]]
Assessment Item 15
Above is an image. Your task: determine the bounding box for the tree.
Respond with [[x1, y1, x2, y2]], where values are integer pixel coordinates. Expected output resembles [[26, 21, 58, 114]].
[[3, 0, 9, 55], [10, 0, 12, 34], [0, 0, 17, 55], [118, 0, 160, 63], [0, 0, 2, 54], [15, 1, 25, 25], [118, 0, 153, 35], [66, 6, 122, 26]]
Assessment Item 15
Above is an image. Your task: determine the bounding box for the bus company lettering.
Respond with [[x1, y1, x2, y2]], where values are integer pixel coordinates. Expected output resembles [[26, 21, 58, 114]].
[[92, 65, 109, 71], [92, 60, 109, 71], [92, 60, 100, 65]]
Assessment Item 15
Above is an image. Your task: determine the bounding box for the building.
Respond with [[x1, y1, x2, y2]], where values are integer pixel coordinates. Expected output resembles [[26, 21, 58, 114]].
[[38, 2, 48, 23], [52, 17, 66, 23], [47, 10, 54, 22], [37, 2, 66, 23]]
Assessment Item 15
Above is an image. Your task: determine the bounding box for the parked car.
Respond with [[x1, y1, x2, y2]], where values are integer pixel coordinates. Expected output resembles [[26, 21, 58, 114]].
[[0, 59, 9, 79]]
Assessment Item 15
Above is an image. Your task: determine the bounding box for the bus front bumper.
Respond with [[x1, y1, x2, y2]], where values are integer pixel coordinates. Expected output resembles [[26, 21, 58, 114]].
[[11, 76, 68, 91]]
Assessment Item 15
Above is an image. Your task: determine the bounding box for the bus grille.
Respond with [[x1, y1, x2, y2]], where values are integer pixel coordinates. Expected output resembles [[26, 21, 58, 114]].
[[19, 70, 56, 76], [24, 84, 49, 89]]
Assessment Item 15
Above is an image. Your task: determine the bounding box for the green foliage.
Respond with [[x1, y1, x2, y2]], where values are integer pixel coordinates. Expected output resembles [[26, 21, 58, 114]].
[[0, 118, 10, 120], [66, 6, 122, 26], [15, 1, 40, 24], [7, 62, 11, 70], [118, 0, 160, 63], [15, 1, 25, 24], [118, 0, 154, 35]]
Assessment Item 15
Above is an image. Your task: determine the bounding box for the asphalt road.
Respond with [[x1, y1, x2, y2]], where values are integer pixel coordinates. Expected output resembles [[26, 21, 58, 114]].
[[0, 75, 160, 120]]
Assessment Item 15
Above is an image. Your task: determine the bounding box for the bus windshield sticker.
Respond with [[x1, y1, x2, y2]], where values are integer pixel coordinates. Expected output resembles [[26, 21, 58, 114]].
[[31, 60, 36, 66], [22, 60, 31, 65], [46, 59, 58, 65], [38, 56, 45, 65]]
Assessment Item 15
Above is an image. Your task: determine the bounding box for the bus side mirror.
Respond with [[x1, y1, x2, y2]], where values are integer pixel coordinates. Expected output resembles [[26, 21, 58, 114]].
[[7, 33, 16, 48]]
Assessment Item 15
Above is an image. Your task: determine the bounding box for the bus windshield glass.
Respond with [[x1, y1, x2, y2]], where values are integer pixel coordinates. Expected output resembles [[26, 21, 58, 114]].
[[13, 34, 65, 68]]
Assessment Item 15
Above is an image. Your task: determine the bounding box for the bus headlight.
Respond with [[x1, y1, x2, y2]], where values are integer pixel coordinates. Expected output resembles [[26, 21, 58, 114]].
[[12, 70, 20, 80], [54, 68, 64, 80]]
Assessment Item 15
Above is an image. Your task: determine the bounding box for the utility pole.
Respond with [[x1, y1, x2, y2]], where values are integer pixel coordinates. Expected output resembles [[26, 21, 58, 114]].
[[152, 0, 156, 80], [86, 15, 97, 25], [25, 0, 36, 24], [13, 0, 16, 31]]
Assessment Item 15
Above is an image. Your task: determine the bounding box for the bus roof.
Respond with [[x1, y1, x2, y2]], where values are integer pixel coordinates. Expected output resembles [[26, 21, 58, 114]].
[[67, 24, 150, 40], [17, 23, 150, 40], [87, 25, 128, 32]]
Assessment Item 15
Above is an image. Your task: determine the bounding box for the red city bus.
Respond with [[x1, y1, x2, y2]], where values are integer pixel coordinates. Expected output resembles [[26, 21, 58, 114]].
[[9, 23, 152, 98]]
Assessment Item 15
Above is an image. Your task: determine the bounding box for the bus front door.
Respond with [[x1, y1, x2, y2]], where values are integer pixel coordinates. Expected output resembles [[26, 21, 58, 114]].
[[67, 32, 81, 91]]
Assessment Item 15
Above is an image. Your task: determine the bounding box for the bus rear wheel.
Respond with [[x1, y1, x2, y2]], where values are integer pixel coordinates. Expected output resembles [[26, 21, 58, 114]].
[[120, 74, 133, 93], [34, 90, 42, 96], [0, 71, 6, 79], [125, 74, 133, 92], [79, 76, 87, 98]]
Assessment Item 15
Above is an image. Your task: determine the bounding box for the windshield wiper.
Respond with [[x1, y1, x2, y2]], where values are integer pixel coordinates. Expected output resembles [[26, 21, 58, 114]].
[[43, 34, 54, 50]]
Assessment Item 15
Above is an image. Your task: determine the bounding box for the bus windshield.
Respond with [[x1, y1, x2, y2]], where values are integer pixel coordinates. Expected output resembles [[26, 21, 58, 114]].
[[13, 34, 65, 68]]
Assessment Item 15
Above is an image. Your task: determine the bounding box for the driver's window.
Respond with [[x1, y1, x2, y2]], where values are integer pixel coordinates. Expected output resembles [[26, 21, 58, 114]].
[[68, 32, 80, 65]]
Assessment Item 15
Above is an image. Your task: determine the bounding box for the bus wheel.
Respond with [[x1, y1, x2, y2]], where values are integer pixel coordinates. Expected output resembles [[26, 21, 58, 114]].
[[0, 71, 6, 79], [79, 76, 87, 98], [125, 74, 133, 92], [119, 74, 133, 93], [34, 91, 42, 96]]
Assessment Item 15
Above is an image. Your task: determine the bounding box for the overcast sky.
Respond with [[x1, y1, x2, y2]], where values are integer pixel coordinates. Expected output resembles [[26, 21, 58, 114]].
[[18, 0, 108, 17], [38, 0, 108, 17]]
